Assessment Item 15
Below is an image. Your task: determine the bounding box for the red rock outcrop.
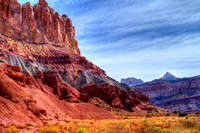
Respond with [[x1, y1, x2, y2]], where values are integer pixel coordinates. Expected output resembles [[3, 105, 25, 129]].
[[0, 0, 80, 55], [0, 63, 118, 125], [79, 83, 156, 112]]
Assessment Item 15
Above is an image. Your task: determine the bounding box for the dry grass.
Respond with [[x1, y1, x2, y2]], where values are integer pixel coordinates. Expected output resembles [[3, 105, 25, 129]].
[[2, 126, 20, 133], [1, 115, 199, 133], [36, 116, 200, 133]]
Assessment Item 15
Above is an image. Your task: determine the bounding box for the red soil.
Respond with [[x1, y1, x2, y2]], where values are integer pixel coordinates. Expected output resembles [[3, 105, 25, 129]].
[[0, 64, 118, 125]]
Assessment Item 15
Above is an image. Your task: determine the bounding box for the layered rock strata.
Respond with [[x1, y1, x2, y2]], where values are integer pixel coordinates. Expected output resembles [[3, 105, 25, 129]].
[[135, 77, 200, 113]]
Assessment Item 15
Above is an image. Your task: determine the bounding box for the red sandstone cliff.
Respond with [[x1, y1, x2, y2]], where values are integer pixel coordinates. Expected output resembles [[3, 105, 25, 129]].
[[0, 0, 80, 55]]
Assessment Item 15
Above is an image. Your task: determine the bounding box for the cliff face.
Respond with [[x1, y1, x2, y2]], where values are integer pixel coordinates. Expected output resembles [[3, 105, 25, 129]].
[[0, 0, 80, 55], [134, 77, 200, 113]]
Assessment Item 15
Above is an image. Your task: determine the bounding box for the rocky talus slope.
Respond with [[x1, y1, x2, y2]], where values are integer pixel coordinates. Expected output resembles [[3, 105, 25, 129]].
[[0, 0, 158, 125]]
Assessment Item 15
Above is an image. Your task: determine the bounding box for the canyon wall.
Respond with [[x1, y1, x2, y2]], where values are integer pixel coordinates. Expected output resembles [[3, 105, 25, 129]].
[[135, 77, 200, 113]]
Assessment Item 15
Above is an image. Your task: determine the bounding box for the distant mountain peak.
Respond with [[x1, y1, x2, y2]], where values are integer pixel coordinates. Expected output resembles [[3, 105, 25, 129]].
[[164, 72, 174, 77], [162, 72, 178, 81], [121, 77, 144, 86]]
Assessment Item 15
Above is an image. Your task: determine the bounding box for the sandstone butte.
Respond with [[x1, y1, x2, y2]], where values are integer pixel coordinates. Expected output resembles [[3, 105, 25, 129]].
[[0, 0, 159, 125]]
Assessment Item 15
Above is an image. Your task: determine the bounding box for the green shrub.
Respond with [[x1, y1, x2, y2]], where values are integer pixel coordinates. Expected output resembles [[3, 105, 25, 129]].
[[77, 128, 88, 133], [166, 113, 170, 116], [146, 114, 150, 118], [148, 126, 162, 133], [179, 112, 188, 117], [173, 110, 178, 114]]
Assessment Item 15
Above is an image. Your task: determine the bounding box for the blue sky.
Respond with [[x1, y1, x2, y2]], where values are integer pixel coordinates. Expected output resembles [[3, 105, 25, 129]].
[[18, 0, 200, 82]]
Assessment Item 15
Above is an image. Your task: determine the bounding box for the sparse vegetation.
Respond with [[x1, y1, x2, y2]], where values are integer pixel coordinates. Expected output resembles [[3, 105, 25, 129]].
[[1, 114, 200, 133], [3, 126, 19, 133]]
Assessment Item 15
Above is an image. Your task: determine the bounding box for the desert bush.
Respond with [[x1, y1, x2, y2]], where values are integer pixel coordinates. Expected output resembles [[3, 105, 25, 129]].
[[146, 114, 150, 118], [166, 113, 170, 116], [148, 126, 163, 133], [3, 126, 19, 133], [173, 110, 178, 114], [179, 112, 188, 117], [196, 112, 200, 115], [104, 121, 129, 133], [77, 127, 88, 133]]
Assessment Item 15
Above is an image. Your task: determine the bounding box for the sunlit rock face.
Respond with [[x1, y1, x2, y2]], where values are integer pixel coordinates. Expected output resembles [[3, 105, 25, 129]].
[[0, 0, 22, 38], [0, 0, 80, 55]]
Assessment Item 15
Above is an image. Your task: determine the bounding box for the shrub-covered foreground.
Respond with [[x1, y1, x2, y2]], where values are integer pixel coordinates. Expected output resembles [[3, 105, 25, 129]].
[[0, 116, 200, 133]]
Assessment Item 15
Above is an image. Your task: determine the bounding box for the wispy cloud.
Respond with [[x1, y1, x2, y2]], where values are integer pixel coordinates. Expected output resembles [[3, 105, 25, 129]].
[[18, 0, 200, 81], [18, 0, 59, 5]]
